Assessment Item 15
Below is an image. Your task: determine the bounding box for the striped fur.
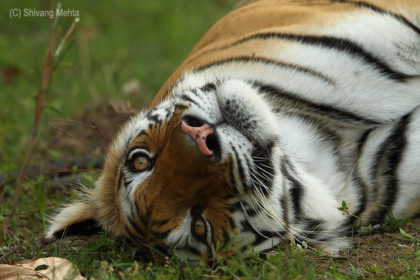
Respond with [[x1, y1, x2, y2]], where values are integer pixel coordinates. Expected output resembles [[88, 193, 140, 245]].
[[46, 0, 420, 261]]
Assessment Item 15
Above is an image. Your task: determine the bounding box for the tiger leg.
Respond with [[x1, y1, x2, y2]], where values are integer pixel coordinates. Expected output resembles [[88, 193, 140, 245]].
[[357, 106, 420, 224]]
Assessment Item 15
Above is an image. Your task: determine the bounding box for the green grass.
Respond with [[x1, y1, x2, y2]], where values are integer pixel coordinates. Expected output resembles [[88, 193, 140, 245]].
[[1, 0, 419, 279], [0, 0, 237, 171]]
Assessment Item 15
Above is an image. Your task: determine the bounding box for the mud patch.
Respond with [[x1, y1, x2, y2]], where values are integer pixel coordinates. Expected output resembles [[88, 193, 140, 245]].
[[39, 101, 143, 158], [316, 218, 420, 277]]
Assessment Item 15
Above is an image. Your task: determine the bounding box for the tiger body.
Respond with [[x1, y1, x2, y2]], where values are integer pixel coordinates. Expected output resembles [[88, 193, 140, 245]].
[[47, 0, 420, 260]]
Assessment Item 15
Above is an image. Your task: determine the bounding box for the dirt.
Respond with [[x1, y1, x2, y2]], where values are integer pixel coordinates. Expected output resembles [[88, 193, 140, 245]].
[[316, 218, 420, 277], [38, 100, 142, 158]]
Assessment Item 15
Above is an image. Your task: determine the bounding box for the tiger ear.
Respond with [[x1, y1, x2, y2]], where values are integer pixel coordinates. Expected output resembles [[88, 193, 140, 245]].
[[44, 201, 102, 242]]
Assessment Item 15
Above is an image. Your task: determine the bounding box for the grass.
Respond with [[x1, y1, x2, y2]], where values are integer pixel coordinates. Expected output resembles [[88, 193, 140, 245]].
[[0, 0, 419, 279]]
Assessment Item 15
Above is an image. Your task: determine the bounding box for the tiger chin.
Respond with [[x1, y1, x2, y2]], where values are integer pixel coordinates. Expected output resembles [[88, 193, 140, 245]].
[[46, 0, 420, 262]]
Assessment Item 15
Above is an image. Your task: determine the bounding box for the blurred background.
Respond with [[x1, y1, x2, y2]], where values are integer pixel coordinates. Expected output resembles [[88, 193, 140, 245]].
[[0, 0, 236, 173]]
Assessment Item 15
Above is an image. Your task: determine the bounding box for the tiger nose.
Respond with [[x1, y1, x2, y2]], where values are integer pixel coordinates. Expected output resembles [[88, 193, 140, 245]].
[[181, 117, 214, 156]]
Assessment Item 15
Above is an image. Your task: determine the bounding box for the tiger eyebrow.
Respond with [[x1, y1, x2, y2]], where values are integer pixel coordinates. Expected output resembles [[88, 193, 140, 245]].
[[117, 169, 124, 190]]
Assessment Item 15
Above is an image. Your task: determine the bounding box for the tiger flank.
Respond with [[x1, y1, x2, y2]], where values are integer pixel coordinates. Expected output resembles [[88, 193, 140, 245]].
[[46, 0, 420, 261]]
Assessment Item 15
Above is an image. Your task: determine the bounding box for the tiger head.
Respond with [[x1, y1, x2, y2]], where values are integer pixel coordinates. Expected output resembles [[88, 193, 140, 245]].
[[46, 74, 283, 260]]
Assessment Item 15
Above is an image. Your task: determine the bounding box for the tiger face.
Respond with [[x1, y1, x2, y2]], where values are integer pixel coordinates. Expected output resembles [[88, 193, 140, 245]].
[[47, 77, 283, 259], [117, 78, 285, 257]]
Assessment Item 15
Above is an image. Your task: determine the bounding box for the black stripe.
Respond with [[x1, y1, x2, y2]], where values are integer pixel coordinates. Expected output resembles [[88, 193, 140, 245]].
[[174, 104, 189, 111], [351, 173, 367, 220], [251, 143, 275, 197], [150, 219, 170, 227], [244, 155, 253, 185], [222, 227, 230, 246], [253, 82, 380, 126], [228, 200, 242, 212], [180, 94, 204, 110], [352, 129, 374, 218], [232, 145, 248, 192], [53, 219, 102, 238], [195, 56, 334, 85], [285, 169, 304, 219], [219, 193, 236, 200], [339, 215, 358, 237], [224, 212, 236, 229], [357, 129, 373, 154], [208, 221, 216, 253], [135, 200, 147, 226], [194, 33, 411, 81], [124, 179, 133, 189], [284, 113, 340, 144], [371, 112, 411, 223], [240, 220, 284, 249], [165, 107, 172, 119], [252, 230, 285, 247], [137, 129, 148, 137], [183, 245, 201, 256], [331, 0, 420, 36], [200, 83, 216, 92], [124, 225, 158, 254], [149, 229, 171, 240], [146, 113, 161, 124], [117, 170, 124, 190], [298, 219, 323, 241], [227, 159, 239, 194], [246, 207, 258, 217], [125, 225, 141, 243], [240, 219, 256, 234], [279, 195, 288, 227], [127, 215, 145, 237]]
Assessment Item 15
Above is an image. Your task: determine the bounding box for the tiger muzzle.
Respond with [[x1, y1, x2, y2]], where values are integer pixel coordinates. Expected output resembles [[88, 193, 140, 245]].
[[181, 116, 221, 161]]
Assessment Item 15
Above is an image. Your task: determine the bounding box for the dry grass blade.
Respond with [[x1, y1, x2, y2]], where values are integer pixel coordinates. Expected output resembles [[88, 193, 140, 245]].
[[55, 18, 80, 57]]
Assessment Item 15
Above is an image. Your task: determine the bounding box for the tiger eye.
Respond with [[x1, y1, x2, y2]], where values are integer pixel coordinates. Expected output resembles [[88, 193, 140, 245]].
[[193, 218, 206, 237], [133, 155, 149, 171]]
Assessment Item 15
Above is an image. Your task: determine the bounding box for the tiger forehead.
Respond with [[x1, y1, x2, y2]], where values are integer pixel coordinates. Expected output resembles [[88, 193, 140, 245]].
[[127, 102, 188, 153], [128, 122, 169, 153]]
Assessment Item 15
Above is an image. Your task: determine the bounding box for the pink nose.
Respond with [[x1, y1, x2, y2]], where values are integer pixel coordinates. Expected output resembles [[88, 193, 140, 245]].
[[181, 120, 214, 156]]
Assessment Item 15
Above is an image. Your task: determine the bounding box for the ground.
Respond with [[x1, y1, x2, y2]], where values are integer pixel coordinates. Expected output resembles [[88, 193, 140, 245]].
[[0, 0, 419, 279]]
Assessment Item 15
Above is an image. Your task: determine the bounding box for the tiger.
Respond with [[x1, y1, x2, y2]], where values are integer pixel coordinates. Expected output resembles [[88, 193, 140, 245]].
[[45, 0, 420, 261]]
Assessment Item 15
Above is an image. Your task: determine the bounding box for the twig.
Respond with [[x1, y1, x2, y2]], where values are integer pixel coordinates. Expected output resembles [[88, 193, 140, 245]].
[[5, 5, 79, 228], [55, 18, 80, 57]]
